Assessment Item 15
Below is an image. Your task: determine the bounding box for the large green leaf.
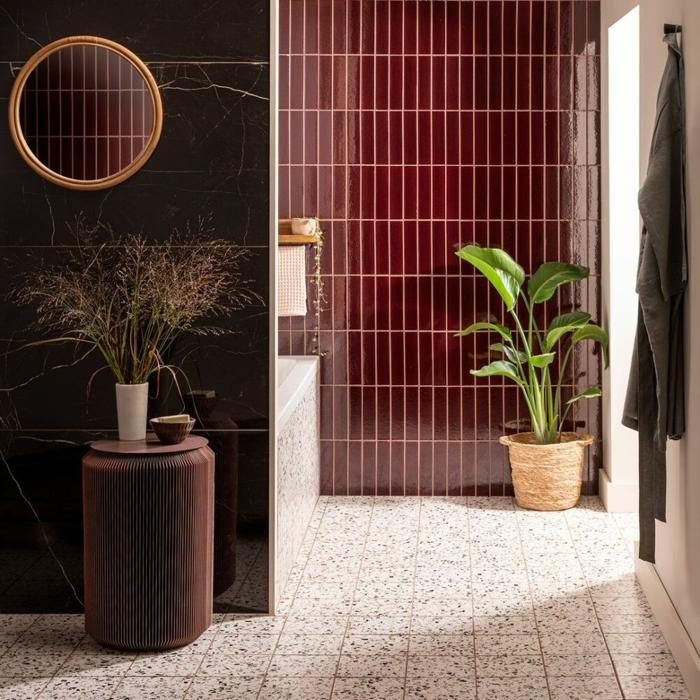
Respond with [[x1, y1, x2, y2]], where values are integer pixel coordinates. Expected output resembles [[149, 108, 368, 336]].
[[455, 245, 524, 311], [470, 360, 523, 385], [544, 311, 591, 351], [571, 324, 610, 367], [528, 352, 556, 368], [455, 321, 512, 342], [566, 386, 602, 405], [527, 262, 589, 304], [490, 343, 527, 365]]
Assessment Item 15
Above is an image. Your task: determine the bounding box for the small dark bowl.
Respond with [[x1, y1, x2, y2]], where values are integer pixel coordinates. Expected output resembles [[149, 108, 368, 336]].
[[150, 417, 195, 445]]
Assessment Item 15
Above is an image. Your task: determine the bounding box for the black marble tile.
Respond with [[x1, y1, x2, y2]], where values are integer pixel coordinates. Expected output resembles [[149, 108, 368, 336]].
[[0, 0, 269, 62], [0, 61, 270, 181], [0, 427, 269, 613], [0, 169, 269, 248], [0, 245, 269, 431]]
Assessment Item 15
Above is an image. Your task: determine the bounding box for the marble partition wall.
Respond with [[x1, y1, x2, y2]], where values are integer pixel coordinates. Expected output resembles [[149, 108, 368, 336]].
[[0, 1, 271, 613]]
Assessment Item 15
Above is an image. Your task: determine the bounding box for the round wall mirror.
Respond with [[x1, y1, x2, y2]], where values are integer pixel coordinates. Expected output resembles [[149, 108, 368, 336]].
[[8, 36, 162, 190]]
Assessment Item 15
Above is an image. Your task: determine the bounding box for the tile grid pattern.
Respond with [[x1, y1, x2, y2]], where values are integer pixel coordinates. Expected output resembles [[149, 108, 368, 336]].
[[0, 497, 689, 699], [278, 0, 603, 496]]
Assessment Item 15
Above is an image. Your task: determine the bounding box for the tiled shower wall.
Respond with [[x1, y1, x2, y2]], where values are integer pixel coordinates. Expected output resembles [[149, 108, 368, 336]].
[[279, 0, 601, 496]]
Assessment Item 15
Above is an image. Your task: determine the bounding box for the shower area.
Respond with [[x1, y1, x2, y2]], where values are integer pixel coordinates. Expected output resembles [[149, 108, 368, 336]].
[[274, 0, 601, 598]]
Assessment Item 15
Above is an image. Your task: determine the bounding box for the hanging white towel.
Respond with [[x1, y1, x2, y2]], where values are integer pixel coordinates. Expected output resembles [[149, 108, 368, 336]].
[[278, 245, 307, 316]]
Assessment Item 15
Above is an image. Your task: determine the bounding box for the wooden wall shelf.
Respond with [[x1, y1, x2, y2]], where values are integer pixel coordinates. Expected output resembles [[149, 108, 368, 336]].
[[278, 218, 320, 245], [279, 233, 320, 245]]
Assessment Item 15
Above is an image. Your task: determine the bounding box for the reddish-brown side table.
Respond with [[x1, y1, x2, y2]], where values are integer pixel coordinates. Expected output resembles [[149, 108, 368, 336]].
[[82, 436, 214, 651]]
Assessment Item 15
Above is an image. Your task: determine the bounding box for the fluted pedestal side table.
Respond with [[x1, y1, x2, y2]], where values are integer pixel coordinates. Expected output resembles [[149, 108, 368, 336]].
[[82, 436, 214, 651]]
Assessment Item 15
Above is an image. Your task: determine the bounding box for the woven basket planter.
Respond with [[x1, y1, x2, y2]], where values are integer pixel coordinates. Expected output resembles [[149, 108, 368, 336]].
[[499, 432, 594, 511]]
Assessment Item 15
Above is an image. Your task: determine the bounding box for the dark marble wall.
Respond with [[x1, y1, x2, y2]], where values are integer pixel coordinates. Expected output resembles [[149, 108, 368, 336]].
[[0, 1, 270, 613]]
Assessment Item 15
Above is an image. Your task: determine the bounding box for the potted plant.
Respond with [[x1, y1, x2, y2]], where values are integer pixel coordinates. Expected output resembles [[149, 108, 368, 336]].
[[455, 244, 608, 510], [15, 231, 257, 441]]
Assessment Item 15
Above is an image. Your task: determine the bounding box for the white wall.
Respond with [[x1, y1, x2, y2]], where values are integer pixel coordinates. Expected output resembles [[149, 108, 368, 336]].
[[601, 4, 640, 511], [602, 0, 700, 657]]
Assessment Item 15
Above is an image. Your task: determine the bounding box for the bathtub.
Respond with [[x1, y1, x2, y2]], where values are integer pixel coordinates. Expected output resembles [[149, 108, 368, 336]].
[[275, 356, 320, 604]]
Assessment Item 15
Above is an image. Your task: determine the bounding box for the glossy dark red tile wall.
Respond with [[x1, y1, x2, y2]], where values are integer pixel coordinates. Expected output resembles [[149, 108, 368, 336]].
[[279, 0, 601, 496]]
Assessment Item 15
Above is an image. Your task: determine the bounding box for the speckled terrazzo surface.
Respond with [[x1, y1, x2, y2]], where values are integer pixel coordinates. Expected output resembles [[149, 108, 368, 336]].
[[0, 497, 689, 699]]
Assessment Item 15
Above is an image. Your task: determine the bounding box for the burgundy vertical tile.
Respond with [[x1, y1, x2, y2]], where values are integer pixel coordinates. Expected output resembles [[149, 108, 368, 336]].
[[417, 56, 432, 110], [304, 55, 318, 109], [376, 441, 391, 495], [318, 0, 333, 54], [419, 441, 433, 496], [304, 0, 319, 54], [474, 2, 488, 54], [320, 441, 335, 495], [390, 440, 404, 495], [289, 55, 304, 109], [347, 0, 361, 54], [376, 56, 389, 110], [348, 441, 362, 494], [432, 56, 446, 111], [474, 56, 488, 109], [319, 56, 333, 109], [433, 441, 448, 496], [460, 57, 473, 110], [362, 441, 376, 495], [488, 2, 502, 54], [280, 0, 601, 497], [361, 0, 375, 54], [289, 0, 304, 54], [280, 0, 291, 54], [531, 1, 546, 54], [404, 441, 419, 496], [279, 55, 290, 109], [403, 0, 418, 54], [389, 1, 403, 55]]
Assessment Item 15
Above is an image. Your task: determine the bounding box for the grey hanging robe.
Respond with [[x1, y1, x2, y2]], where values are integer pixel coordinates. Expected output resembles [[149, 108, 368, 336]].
[[622, 26, 687, 564]]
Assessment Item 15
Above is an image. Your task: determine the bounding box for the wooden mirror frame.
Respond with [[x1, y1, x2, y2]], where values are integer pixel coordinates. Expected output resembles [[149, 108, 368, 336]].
[[8, 36, 163, 191]]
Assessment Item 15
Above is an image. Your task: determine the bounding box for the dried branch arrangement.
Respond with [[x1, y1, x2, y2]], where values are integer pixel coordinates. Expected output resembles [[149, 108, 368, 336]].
[[14, 226, 259, 385]]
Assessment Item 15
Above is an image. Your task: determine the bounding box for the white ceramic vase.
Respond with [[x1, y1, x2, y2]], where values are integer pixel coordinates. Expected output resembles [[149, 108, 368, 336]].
[[115, 383, 149, 441]]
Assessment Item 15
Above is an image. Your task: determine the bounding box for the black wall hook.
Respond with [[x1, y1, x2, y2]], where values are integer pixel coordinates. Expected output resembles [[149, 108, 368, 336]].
[[664, 23, 682, 34]]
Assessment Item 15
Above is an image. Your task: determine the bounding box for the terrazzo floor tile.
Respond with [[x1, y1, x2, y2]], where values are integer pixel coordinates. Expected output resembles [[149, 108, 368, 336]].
[[408, 634, 474, 656], [604, 633, 672, 655], [0, 677, 49, 700], [281, 616, 348, 635], [340, 634, 408, 655], [612, 653, 682, 676], [330, 677, 405, 699], [112, 675, 191, 699], [208, 633, 279, 655], [543, 652, 616, 676], [346, 615, 411, 635], [127, 653, 204, 676], [474, 633, 541, 656], [267, 654, 339, 677], [475, 654, 546, 678], [619, 675, 691, 699], [406, 654, 476, 679], [476, 676, 550, 700], [275, 634, 344, 655], [547, 675, 623, 700], [404, 676, 477, 699], [197, 653, 271, 676], [36, 676, 120, 699], [185, 676, 262, 699], [258, 675, 334, 699], [0, 497, 691, 700], [336, 653, 407, 678]]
